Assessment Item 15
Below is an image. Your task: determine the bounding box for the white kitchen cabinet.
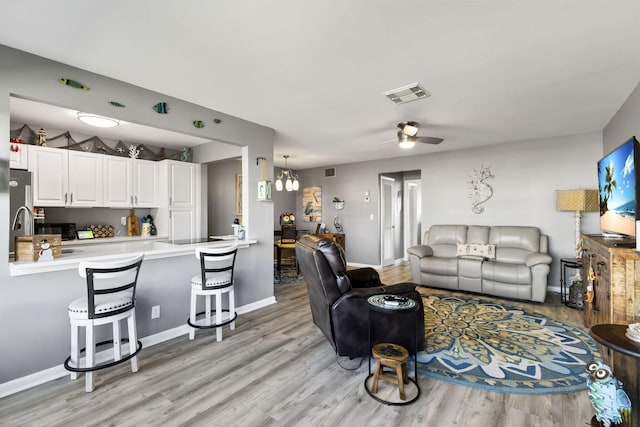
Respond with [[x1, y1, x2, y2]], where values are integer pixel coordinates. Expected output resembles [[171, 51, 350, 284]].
[[168, 209, 195, 241], [68, 150, 103, 207], [103, 156, 158, 208], [103, 156, 133, 207], [29, 146, 103, 207], [9, 143, 28, 169], [167, 161, 196, 209], [133, 159, 159, 208], [156, 160, 200, 240]]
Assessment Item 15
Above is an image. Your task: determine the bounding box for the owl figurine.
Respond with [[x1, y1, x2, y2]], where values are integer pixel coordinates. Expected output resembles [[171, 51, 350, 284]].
[[586, 361, 632, 427]]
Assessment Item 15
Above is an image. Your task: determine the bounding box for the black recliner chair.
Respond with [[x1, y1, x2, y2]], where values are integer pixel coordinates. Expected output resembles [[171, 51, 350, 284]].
[[295, 235, 424, 357]]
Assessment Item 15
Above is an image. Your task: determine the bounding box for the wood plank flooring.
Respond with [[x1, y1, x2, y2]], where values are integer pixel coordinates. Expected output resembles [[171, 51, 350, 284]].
[[0, 263, 593, 426]]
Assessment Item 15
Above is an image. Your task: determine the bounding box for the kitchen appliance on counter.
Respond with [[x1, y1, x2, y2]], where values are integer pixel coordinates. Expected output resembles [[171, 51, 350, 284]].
[[9, 169, 33, 256], [35, 222, 77, 241]]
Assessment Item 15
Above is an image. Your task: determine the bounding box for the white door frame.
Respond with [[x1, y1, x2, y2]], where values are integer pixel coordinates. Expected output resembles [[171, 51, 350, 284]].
[[403, 179, 421, 260], [380, 176, 396, 266]]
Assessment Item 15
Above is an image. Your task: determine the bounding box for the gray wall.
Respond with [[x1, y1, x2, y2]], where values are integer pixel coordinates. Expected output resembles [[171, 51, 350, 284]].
[[207, 158, 241, 236], [295, 132, 603, 290], [604, 80, 640, 153], [0, 45, 274, 383]]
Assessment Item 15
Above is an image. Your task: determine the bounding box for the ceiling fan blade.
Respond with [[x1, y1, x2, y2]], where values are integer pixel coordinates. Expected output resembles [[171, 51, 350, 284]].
[[414, 136, 444, 145]]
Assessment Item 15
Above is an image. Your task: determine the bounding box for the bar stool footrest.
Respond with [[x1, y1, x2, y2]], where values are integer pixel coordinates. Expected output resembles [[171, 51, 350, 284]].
[[187, 309, 237, 329], [64, 338, 142, 373]]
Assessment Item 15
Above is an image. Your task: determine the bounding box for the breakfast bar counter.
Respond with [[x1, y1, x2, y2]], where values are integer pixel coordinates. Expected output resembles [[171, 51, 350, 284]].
[[9, 237, 257, 276]]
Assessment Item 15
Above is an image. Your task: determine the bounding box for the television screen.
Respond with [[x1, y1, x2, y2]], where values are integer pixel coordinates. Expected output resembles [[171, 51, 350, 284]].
[[598, 137, 639, 237]]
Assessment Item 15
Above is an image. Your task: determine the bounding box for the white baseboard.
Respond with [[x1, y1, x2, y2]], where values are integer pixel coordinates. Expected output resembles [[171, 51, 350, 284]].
[[0, 296, 277, 398]]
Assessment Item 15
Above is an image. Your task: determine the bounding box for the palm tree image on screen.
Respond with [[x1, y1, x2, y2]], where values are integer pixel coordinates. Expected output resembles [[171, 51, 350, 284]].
[[127, 209, 140, 236]]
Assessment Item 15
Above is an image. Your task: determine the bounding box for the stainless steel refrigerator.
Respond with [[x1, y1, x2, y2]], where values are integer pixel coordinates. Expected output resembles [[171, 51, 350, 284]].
[[9, 169, 33, 256]]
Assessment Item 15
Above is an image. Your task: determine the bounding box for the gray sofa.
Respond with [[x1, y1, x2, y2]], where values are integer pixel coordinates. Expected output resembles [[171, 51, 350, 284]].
[[407, 225, 552, 303]]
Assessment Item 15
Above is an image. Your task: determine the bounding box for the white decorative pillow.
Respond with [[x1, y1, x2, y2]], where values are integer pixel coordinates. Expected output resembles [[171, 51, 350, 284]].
[[456, 243, 496, 259]]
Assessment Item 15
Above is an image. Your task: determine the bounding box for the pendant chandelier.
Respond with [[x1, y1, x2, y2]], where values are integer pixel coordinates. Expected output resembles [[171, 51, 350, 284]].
[[275, 155, 299, 191]]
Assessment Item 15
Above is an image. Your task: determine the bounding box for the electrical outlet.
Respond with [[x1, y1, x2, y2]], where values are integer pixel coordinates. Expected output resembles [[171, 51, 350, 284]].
[[151, 305, 160, 319], [120, 216, 127, 225]]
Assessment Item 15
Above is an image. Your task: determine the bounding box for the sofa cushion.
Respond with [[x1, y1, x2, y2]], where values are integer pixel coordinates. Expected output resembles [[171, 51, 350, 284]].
[[467, 225, 490, 244], [428, 225, 468, 245], [489, 226, 541, 252], [421, 256, 458, 276], [482, 261, 531, 285], [456, 243, 496, 259]]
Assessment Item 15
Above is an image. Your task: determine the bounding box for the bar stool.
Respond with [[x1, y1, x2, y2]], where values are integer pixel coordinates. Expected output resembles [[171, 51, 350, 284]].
[[64, 254, 144, 392], [188, 242, 238, 342]]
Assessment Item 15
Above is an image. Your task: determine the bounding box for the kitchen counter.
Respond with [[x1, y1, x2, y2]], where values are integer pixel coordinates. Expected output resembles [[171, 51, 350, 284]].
[[9, 237, 257, 276]]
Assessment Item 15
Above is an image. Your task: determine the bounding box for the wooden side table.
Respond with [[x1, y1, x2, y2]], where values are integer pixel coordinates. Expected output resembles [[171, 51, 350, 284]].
[[590, 324, 639, 427]]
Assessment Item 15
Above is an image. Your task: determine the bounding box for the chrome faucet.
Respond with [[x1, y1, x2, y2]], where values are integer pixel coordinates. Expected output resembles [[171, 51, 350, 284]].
[[11, 206, 33, 236]]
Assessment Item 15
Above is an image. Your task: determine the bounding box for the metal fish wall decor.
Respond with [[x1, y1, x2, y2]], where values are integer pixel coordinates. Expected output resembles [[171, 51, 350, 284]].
[[59, 78, 89, 91], [193, 120, 204, 128], [153, 102, 168, 114]]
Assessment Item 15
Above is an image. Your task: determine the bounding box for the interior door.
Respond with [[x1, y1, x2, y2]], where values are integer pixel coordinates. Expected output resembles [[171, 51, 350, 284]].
[[381, 176, 395, 266]]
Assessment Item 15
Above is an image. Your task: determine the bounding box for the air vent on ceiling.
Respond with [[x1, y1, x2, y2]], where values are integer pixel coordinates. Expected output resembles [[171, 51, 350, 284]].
[[324, 167, 336, 177], [382, 82, 430, 104]]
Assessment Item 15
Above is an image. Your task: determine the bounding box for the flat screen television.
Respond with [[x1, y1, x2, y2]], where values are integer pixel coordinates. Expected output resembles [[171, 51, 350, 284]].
[[598, 136, 639, 238]]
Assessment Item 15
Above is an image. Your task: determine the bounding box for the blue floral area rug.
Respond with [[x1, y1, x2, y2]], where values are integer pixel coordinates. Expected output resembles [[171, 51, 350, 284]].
[[415, 294, 600, 394]]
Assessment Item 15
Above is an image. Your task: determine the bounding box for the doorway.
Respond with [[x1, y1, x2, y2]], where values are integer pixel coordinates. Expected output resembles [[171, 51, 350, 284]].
[[380, 171, 421, 266]]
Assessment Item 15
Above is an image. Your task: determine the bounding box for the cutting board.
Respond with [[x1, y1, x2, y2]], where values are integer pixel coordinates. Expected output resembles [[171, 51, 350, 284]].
[[127, 209, 140, 236]]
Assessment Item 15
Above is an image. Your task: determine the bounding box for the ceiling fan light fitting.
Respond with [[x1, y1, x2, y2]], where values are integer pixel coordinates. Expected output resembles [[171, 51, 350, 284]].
[[399, 140, 415, 149]]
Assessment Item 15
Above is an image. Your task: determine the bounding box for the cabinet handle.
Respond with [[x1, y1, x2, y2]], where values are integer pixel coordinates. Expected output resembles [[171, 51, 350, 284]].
[[131, 196, 134, 205], [64, 193, 68, 204], [169, 197, 172, 206], [135, 195, 138, 205], [70, 193, 73, 204]]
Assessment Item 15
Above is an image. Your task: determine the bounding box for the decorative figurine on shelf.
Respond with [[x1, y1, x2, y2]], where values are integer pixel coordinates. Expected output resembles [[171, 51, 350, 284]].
[[38, 239, 54, 261], [333, 215, 343, 233], [586, 360, 632, 427], [37, 128, 46, 146], [128, 145, 140, 159], [127, 209, 140, 236]]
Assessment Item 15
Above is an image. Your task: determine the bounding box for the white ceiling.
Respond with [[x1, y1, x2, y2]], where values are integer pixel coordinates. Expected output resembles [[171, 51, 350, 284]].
[[2, 1, 640, 169]]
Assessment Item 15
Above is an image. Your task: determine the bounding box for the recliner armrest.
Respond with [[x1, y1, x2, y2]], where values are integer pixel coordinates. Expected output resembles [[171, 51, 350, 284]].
[[347, 267, 381, 288], [407, 245, 433, 258], [525, 252, 553, 267], [337, 282, 418, 302]]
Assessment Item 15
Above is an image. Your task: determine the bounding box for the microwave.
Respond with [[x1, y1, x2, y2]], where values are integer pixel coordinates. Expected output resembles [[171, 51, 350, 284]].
[[35, 223, 77, 241]]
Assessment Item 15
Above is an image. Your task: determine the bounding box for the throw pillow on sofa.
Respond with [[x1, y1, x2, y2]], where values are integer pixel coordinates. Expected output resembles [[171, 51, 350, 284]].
[[456, 243, 496, 259]]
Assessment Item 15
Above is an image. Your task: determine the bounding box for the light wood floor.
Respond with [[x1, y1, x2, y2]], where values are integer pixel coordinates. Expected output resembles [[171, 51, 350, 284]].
[[0, 263, 593, 427]]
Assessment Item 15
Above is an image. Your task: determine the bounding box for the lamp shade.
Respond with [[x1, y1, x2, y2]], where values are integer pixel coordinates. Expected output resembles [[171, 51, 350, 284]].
[[556, 189, 599, 212]]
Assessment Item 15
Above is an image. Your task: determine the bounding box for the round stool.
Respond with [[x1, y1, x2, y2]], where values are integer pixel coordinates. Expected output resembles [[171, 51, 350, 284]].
[[371, 343, 409, 400]]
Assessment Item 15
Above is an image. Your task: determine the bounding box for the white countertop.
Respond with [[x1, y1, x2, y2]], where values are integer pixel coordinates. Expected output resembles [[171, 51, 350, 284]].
[[9, 237, 257, 276]]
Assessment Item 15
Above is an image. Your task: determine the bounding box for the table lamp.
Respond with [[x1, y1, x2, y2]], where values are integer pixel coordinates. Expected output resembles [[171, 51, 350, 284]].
[[556, 189, 599, 259]]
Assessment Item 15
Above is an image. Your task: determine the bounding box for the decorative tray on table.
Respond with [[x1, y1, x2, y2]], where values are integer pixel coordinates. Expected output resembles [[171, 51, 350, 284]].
[[367, 294, 416, 310]]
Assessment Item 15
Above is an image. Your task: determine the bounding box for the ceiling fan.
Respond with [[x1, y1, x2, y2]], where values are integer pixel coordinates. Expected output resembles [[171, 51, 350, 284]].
[[396, 121, 443, 148]]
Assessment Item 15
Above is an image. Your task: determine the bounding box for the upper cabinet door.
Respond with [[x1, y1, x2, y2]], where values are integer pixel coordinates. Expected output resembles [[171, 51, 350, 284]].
[[29, 146, 69, 206], [9, 143, 28, 170], [104, 155, 133, 208], [168, 161, 196, 209], [133, 159, 159, 208], [68, 151, 103, 207]]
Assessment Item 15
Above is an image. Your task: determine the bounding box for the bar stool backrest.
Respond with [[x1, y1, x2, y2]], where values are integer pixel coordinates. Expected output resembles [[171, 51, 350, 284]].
[[195, 243, 238, 291], [78, 254, 144, 320]]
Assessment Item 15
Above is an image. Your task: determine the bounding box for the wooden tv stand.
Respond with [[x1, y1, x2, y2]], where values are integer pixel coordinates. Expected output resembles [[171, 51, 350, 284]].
[[582, 235, 640, 330]]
